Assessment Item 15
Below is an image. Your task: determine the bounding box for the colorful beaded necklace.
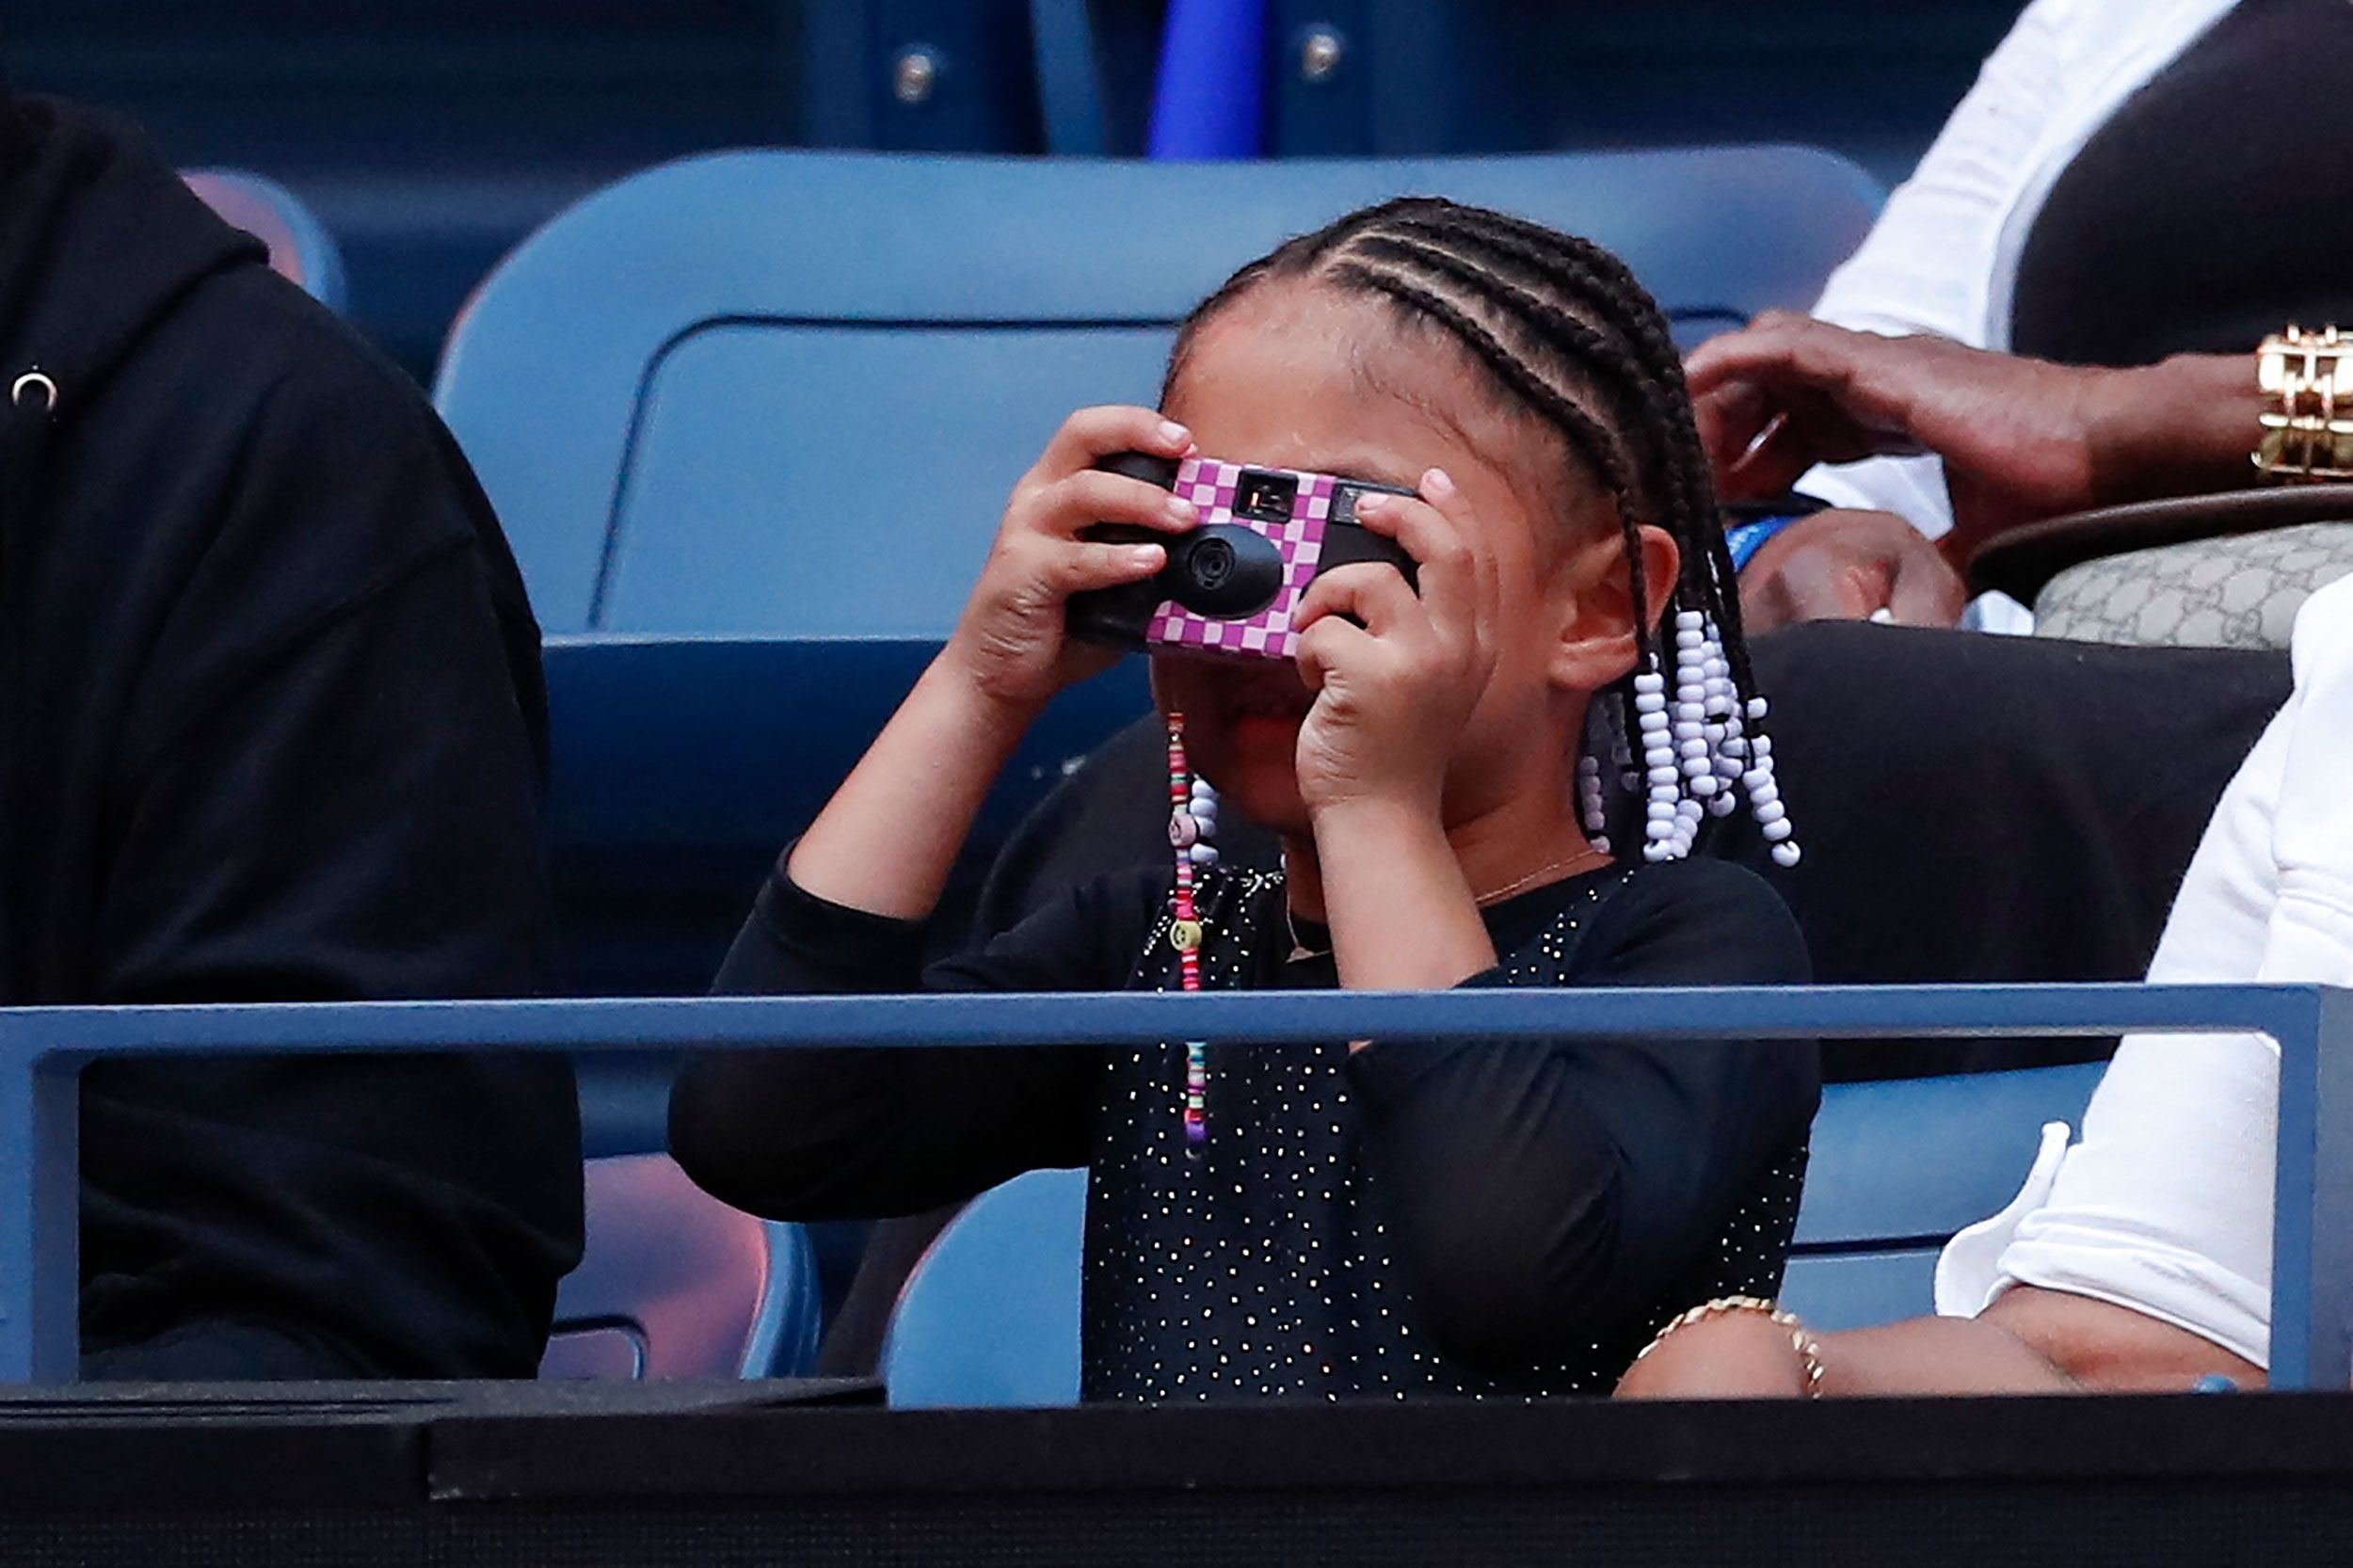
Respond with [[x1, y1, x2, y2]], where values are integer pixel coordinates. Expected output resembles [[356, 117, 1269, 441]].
[[1163, 715, 1218, 1154]]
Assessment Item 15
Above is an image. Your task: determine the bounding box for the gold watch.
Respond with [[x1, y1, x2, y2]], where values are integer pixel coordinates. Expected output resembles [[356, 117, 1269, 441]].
[[2256, 325, 2353, 482]]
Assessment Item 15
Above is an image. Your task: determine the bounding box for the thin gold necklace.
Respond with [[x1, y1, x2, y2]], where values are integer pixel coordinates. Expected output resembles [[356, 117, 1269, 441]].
[[1282, 846, 1612, 958], [1472, 848, 1612, 907]]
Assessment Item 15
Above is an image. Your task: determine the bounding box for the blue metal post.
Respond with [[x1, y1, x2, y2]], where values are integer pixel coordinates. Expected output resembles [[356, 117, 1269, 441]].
[[2271, 984, 2353, 1390], [0, 1048, 78, 1382]]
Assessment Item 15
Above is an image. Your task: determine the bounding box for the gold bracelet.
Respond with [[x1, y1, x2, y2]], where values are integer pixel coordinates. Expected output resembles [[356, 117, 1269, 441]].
[[2256, 325, 2353, 482], [1633, 1294, 1825, 1396]]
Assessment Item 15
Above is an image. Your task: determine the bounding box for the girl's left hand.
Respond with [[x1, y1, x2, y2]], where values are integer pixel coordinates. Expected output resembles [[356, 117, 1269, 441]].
[[1291, 467, 1500, 817]]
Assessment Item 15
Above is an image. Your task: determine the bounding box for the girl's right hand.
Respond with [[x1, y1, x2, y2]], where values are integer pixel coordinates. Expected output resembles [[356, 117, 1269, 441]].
[[937, 406, 1199, 712]]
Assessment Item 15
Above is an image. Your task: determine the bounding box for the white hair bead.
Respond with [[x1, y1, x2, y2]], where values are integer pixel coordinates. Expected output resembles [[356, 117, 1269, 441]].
[[1678, 737, 1708, 760], [1770, 841, 1802, 869], [1634, 671, 1665, 695], [1635, 691, 1666, 713], [1191, 842, 1220, 864], [1672, 720, 1703, 742], [1690, 773, 1720, 798], [1761, 819, 1792, 843], [1746, 696, 1769, 722], [1755, 800, 1786, 825], [1648, 764, 1680, 787], [1749, 781, 1780, 808]]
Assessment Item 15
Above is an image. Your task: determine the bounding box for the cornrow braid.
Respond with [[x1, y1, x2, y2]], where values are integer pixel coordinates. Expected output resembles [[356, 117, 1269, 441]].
[[1388, 215, 1720, 598], [1164, 197, 1798, 868], [1408, 205, 1766, 698]]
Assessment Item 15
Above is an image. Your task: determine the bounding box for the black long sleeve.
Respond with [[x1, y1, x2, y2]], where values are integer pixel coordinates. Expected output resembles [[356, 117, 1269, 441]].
[[686, 843, 1815, 1400], [1343, 857, 1817, 1368], [672, 864, 1164, 1221]]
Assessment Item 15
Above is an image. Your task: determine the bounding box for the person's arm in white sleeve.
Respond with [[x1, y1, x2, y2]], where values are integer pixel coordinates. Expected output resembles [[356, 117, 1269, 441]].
[[1620, 577, 2353, 1402], [1938, 574, 2353, 1384], [1797, 0, 2085, 537], [1798, 0, 2238, 539]]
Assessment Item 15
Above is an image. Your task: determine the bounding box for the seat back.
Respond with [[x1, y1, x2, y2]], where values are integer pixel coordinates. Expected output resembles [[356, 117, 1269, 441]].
[[183, 169, 349, 312], [884, 1167, 1086, 1408], [435, 146, 1880, 636], [880, 1063, 2109, 1401], [1781, 1062, 2105, 1331], [537, 635, 1145, 996], [540, 1152, 821, 1380]]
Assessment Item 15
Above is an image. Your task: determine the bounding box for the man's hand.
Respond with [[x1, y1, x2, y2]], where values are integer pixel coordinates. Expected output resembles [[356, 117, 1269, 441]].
[[1688, 312, 2259, 559], [1739, 508, 1969, 632]]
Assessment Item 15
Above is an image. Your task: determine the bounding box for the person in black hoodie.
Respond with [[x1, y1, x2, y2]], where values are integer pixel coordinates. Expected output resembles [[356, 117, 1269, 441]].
[[0, 88, 582, 1378]]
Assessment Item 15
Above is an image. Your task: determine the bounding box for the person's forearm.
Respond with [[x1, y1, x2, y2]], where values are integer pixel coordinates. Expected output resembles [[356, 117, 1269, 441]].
[[2090, 351, 2265, 509], [1311, 798, 1497, 995], [787, 657, 1039, 921], [1616, 1306, 2078, 1400]]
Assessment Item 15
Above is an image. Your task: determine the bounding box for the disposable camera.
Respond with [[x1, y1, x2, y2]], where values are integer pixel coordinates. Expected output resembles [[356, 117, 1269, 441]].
[[1066, 452, 1419, 660]]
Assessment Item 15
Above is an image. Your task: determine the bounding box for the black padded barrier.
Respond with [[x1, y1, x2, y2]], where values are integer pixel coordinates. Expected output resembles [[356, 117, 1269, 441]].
[[0, 1384, 2349, 1566]]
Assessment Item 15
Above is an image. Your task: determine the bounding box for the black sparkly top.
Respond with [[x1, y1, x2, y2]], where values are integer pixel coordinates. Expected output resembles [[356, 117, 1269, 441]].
[[705, 855, 1817, 1400]]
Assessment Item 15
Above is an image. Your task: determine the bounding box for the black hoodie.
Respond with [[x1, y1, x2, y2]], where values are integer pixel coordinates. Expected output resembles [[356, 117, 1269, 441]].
[[0, 96, 581, 1378]]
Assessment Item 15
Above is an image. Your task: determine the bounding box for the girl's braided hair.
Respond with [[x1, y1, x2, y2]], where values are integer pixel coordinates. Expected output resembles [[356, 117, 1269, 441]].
[[1162, 197, 1797, 866]]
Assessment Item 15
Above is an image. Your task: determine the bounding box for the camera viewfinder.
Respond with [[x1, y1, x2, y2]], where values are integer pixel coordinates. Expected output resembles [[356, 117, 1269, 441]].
[[1234, 469, 1299, 523]]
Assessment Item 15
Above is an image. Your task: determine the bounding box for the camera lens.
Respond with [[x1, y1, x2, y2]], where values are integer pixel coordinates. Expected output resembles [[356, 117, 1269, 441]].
[[1169, 524, 1286, 617], [1188, 535, 1236, 591]]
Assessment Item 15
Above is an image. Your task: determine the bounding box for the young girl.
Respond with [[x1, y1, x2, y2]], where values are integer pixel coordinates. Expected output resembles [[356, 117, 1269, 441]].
[[671, 199, 1817, 1400]]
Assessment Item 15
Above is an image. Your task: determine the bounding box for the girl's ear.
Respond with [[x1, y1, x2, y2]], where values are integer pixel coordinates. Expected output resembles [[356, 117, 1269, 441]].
[[1546, 523, 1679, 691]]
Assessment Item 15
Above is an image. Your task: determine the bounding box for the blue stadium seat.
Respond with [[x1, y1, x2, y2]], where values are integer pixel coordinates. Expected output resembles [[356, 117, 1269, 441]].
[[1781, 1062, 2106, 1332], [882, 1062, 2111, 1402], [182, 169, 348, 313], [436, 145, 1880, 638], [541, 1151, 821, 1380], [536, 635, 1144, 999], [885, 1167, 1086, 1408]]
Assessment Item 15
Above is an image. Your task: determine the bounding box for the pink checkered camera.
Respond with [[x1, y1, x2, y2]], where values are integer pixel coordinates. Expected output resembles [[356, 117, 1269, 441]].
[[1067, 454, 1419, 661]]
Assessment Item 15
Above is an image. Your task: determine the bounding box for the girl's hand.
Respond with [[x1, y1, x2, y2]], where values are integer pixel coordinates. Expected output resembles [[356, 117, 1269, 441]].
[[1291, 467, 1499, 817], [938, 407, 1199, 712]]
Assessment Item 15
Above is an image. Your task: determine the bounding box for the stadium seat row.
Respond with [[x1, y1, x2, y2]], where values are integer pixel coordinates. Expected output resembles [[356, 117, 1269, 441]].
[[26, 2, 2020, 376]]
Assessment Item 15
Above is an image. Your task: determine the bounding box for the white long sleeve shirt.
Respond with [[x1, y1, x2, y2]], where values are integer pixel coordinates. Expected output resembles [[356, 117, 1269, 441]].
[[1935, 570, 2353, 1369], [1802, 0, 2243, 540]]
